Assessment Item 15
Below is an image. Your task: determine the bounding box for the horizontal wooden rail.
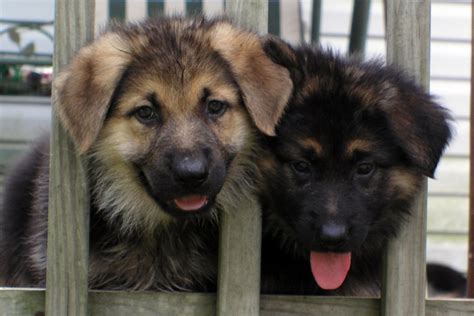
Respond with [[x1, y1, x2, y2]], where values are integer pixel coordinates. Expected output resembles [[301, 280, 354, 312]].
[[1, 289, 473, 316]]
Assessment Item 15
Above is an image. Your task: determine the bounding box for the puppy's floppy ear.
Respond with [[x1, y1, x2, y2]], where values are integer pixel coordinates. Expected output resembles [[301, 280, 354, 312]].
[[381, 80, 452, 178], [209, 23, 294, 136], [54, 33, 132, 154], [261, 35, 302, 88]]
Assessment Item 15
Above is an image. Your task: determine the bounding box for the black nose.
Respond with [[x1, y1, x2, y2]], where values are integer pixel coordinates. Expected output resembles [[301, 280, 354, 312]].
[[173, 152, 209, 187], [320, 223, 348, 245]]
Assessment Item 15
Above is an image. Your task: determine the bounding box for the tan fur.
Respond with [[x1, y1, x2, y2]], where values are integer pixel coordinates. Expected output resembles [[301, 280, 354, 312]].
[[209, 22, 293, 136], [387, 167, 421, 200], [56, 19, 293, 153], [55, 34, 133, 153], [345, 139, 375, 156], [89, 125, 173, 236], [301, 77, 321, 98], [299, 138, 323, 156], [53, 18, 288, 234], [257, 154, 278, 175], [90, 72, 255, 235]]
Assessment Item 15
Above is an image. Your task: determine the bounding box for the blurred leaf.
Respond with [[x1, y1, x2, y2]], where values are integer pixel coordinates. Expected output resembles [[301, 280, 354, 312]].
[[21, 42, 35, 56], [7, 28, 20, 45]]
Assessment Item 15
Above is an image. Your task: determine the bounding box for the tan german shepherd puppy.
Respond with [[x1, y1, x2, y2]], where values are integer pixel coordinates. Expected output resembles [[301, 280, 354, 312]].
[[0, 17, 292, 291]]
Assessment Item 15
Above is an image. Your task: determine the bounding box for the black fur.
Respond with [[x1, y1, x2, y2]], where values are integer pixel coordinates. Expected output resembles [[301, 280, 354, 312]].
[[259, 42, 452, 295], [427, 263, 466, 298]]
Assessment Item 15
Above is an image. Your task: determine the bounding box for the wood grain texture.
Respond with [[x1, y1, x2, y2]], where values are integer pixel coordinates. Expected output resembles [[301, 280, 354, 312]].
[[217, 196, 262, 316], [426, 299, 474, 316], [382, 1, 430, 316], [45, 0, 95, 315], [385, 0, 431, 88], [0, 288, 45, 316], [216, 2, 267, 315], [467, 0, 474, 298], [260, 295, 379, 316], [88, 291, 215, 316], [2, 289, 474, 316], [225, 0, 268, 33]]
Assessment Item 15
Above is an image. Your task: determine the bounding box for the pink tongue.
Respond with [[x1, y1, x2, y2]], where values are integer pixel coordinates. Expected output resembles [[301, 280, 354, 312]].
[[310, 251, 351, 290], [174, 195, 208, 211]]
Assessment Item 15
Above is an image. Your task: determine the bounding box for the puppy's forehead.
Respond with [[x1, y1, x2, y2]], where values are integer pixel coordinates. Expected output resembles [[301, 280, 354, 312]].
[[295, 136, 375, 157], [113, 68, 240, 117], [110, 19, 233, 81], [126, 44, 226, 83], [113, 24, 240, 110]]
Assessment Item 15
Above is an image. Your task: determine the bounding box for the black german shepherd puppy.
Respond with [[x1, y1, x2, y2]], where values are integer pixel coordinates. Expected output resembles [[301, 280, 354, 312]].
[[259, 40, 452, 295]]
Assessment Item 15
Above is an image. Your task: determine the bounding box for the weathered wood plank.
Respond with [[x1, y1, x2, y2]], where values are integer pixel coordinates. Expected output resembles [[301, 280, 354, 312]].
[[45, 0, 95, 315], [225, 0, 268, 34], [0, 288, 45, 316], [382, 1, 430, 316], [260, 295, 379, 316], [217, 196, 262, 316], [89, 291, 215, 315], [426, 299, 474, 316], [0, 289, 216, 316], [2, 289, 474, 316], [467, 0, 474, 298], [216, 2, 267, 316]]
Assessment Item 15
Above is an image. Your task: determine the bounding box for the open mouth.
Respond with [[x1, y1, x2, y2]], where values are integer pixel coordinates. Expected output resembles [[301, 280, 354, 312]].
[[173, 195, 209, 211], [137, 168, 217, 217]]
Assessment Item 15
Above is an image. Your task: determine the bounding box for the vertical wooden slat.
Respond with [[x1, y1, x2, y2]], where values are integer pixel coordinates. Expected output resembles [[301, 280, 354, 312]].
[[467, 0, 474, 299], [297, 0, 304, 43], [126, 0, 147, 21], [217, 3, 266, 315], [95, 0, 109, 33], [225, 0, 268, 35], [280, 0, 302, 44], [165, 0, 186, 15], [216, 198, 262, 316], [203, 0, 224, 16], [348, 0, 371, 55], [311, 0, 322, 45], [382, 1, 430, 315], [45, 0, 94, 315]]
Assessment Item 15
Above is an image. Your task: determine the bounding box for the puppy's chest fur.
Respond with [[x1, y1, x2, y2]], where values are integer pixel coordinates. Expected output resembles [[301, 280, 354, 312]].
[[87, 213, 218, 291]]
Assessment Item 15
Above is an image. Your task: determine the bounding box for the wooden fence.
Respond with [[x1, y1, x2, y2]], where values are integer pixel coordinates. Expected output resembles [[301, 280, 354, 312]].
[[1, 0, 474, 315]]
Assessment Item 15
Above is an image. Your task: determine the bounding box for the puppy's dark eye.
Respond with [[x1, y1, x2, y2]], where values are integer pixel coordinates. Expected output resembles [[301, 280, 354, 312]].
[[291, 160, 311, 175], [134, 106, 157, 123], [356, 162, 375, 176], [206, 100, 227, 117]]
